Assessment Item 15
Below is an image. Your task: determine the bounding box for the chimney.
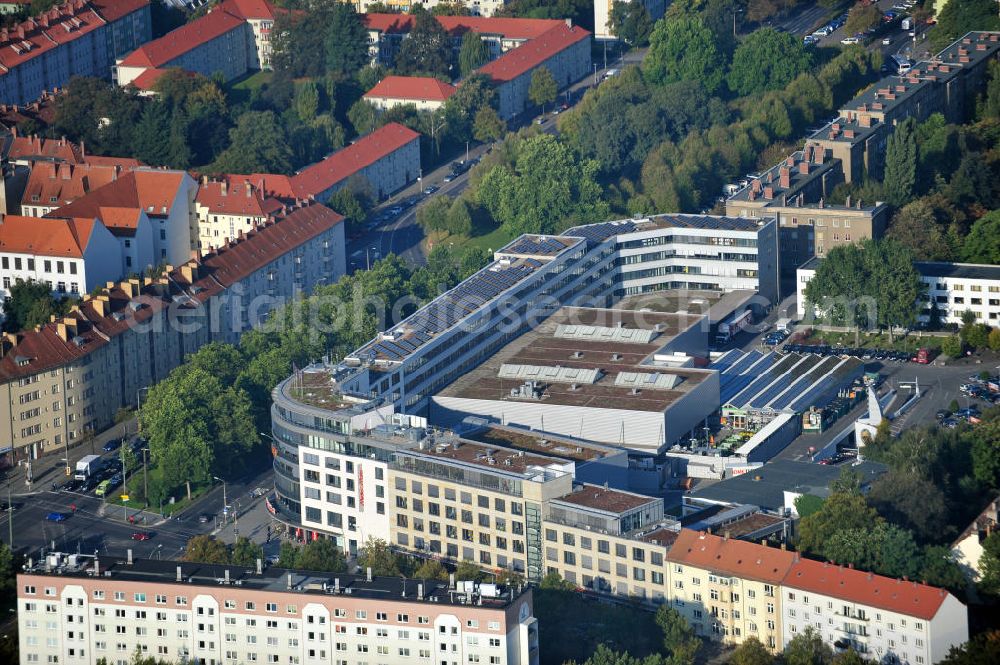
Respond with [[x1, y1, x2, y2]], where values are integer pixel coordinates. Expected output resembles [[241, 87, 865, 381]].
[[417, 583, 424, 599], [764, 186, 774, 200], [93, 557, 99, 576], [176, 566, 182, 582], [256, 558, 262, 575], [779, 167, 790, 189], [334, 578, 340, 593], [245, 180, 252, 198], [799, 161, 810, 175], [287, 572, 293, 590], [366, 567, 372, 582], [179, 262, 198, 283], [449, 573, 455, 589], [220, 180, 227, 196], [79, 140, 84, 158], [845, 195, 852, 208], [224, 569, 230, 584], [91, 296, 109, 318], [127, 549, 133, 565], [780, 542, 787, 551]]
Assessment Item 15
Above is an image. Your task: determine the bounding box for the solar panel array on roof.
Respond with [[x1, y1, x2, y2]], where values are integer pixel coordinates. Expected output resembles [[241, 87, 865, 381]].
[[614, 372, 683, 390], [357, 260, 540, 362], [554, 324, 658, 344], [498, 364, 603, 384], [753, 356, 839, 409], [728, 353, 805, 408], [564, 220, 638, 245], [502, 235, 568, 256], [784, 356, 864, 411]]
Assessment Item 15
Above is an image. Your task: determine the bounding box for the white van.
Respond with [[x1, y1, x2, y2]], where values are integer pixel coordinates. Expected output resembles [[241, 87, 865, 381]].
[[602, 69, 619, 80]]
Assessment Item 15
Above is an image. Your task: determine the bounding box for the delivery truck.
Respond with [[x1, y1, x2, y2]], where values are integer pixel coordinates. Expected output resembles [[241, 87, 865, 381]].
[[74, 454, 102, 481]]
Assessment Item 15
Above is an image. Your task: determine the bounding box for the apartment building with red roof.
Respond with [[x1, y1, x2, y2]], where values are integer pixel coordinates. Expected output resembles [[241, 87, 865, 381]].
[[668, 529, 798, 651], [116, 0, 277, 87], [0, 0, 151, 105], [290, 122, 421, 202], [658, 529, 969, 661], [364, 14, 591, 119], [363, 75, 457, 111], [20, 162, 124, 216], [781, 557, 967, 663], [0, 213, 120, 303], [0, 200, 344, 460], [51, 168, 199, 270], [195, 176, 283, 251], [356, 0, 509, 18]]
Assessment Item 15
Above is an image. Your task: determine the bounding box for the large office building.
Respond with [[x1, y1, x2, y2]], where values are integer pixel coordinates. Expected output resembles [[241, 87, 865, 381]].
[[17, 555, 539, 665], [0, 0, 151, 105], [330, 214, 776, 419], [430, 306, 720, 452], [796, 258, 1000, 326], [0, 201, 345, 461], [267, 381, 968, 660]]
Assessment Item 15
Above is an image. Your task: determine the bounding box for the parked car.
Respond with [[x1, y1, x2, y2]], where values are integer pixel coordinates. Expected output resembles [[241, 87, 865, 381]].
[[103, 439, 121, 452], [841, 36, 860, 45], [443, 174, 455, 183], [882, 36, 893, 45], [422, 185, 439, 195], [198, 513, 213, 524], [46, 512, 68, 522], [131, 532, 152, 541], [95, 480, 112, 497]]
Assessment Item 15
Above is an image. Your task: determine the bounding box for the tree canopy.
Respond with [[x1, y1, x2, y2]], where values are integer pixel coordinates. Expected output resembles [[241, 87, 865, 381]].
[[528, 66, 558, 110], [608, 0, 655, 46], [458, 31, 491, 77], [395, 7, 454, 77], [962, 210, 1000, 264], [644, 15, 727, 93], [728, 28, 812, 97], [2, 279, 75, 333], [931, 0, 1000, 50]]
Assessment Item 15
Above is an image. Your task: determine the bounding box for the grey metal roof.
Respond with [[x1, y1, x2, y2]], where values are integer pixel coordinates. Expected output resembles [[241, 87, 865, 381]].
[[690, 459, 887, 511]]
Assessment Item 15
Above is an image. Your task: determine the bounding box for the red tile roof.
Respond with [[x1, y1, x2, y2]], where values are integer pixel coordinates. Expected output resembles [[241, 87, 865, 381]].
[[119, 5, 245, 68], [668, 529, 798, 584], [783, 558, 951, 621], [7, 135, 82, 163], [196, 179, 282, 217], [94, 206, 142, 237], [0, 214, 98, 258], [90, 0, 150, 22], [0, 201, 342, 381], [364, 75, 457, 102], [50, 169, 190, 220], [83, 155, 143, 169], [291, 122, 420, 199], [22, 162, 122, 209], [0, 1, 148, 77], [479, 23, 590, 83], [222, 0, 275, 20]]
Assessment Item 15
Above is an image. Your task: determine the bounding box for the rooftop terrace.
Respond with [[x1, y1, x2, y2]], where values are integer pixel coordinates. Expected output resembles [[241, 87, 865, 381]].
[[436, 307, 711, 412], [553, 483, 659, 514], [21, 555, 524, 609], [397, 435, 569, 477], [462, 424, 616, 462]]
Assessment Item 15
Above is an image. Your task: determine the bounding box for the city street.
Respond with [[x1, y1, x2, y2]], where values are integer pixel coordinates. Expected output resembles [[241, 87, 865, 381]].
[[347, 48, 648, 270]]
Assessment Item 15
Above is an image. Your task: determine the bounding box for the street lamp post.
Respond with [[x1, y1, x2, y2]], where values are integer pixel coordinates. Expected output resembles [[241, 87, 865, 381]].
[[6, 478, 13, 549], [141, 448, 149, 508], [213, 476, 227, 526]]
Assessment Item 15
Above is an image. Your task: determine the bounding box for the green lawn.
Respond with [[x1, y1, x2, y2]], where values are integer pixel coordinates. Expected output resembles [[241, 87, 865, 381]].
[[424, 213, 514, 256], [103, 466, 211, 517], [225, 70, 273, 106]]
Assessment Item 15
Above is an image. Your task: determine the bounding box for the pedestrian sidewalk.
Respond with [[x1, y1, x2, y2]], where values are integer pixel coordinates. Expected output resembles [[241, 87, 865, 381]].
[[6, 418, 136, 491]]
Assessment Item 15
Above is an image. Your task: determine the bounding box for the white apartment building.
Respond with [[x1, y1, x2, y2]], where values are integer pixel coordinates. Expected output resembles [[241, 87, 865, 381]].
[[796, 258, 1000, 325], [54, 168, 199, 268], [17, 555, 539, 665], [195, 178, 280, 251], [0, 215, 120, 304], [782, 558, 968, 664]]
